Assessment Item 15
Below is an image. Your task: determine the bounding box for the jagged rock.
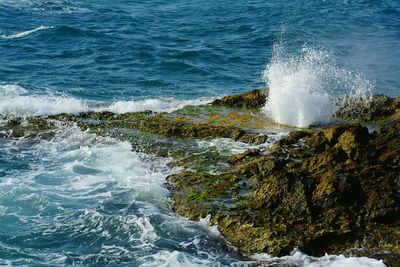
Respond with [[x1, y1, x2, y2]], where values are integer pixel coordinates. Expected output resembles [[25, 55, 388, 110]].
[[166, 121, 400, 265], [335, 94, 400, 121], [228, 149, 261, 164], [335, 125, 370, 159]]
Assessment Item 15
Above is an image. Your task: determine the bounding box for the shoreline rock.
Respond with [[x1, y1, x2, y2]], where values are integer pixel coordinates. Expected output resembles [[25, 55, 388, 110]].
[[212, 89, 267, 109], [166, 120, 400, 265], [1, 89, 399, 266]]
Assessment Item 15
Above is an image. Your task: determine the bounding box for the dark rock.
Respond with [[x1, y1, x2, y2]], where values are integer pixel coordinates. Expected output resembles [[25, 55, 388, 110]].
[[166, 121, 400, 265], [335, 94, 400, 121], [228, 149, 261, 165], [335, 125, 370, 159], [0, 117, 56, 139], [277, 130, 310, 146], [74, 111, 270, 145]]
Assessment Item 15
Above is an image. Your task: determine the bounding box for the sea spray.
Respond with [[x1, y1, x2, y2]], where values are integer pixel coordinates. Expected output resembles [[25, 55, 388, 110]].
[[263, 45, 373, 127]]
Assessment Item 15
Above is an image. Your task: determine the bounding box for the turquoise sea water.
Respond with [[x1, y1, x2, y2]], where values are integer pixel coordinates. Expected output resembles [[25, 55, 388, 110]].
[[0, 1, 399, 266]]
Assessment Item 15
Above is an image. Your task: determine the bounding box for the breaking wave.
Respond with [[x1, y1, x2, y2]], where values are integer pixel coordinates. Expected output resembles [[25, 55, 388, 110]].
[[262, 45, 373, 128], [0, 84, 89, 116], [100, 97, 214, 114], [0, 84, 213, 117], [0, 25, 52, 39]]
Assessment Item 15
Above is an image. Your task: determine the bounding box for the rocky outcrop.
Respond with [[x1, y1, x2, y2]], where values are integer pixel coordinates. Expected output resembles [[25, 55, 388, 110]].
[[212, 89, 268, 108], [335, 94, 400, 121], [166, 120, 400, 265], [210, 89, 400, 122], [2, 89, 399, 266], [0, 116, 56, 139], [50, 110, 269, 145]]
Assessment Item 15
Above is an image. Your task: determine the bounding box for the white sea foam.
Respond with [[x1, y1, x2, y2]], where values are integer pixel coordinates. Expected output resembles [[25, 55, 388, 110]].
[[0, 125, 170, 244], [0, 84, 88, 116], [198, 214, 222, 237], [47, 126, 171, 199], [0, 95, 89, 117], [0, 84, 213, 117], [197, 138, 258, 155], [263, 45, 373, 128], [0, 124, 228, 265], [139, 250, 213, 267], [196, 132, 289, 156], [0, 100, 389, 266], [100, 97, 213, 114], [249, 249, 385, 267], [0, 25, 52, 39], [0, 84, 28, 95]]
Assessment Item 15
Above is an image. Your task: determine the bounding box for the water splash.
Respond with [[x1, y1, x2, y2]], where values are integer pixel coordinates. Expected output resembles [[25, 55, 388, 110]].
[[262, 45, 373, 127]]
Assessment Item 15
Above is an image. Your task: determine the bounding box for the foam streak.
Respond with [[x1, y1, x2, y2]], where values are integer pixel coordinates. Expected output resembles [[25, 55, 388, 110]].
[[0, 25, 52, 39]]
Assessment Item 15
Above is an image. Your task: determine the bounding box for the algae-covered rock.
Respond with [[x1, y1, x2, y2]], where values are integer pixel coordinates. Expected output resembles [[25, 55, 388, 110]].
[[67, 110, 270, 146], [2, 88, 399, 265], [212, 89, 268, 109], [0, 116, 57, 139], [166, 120, 400, 264]]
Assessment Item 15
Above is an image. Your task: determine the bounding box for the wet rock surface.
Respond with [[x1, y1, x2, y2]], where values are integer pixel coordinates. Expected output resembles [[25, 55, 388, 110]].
[[0, 116, 57, 139], [1, 90, 399, 266], [210, 88, 400, 121], [167, 120, 400, 265], [212, 89, 268, 109], [335, 94, 400, 121]]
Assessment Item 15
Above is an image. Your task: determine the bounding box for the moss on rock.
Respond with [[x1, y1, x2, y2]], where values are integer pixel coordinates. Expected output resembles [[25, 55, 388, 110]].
[[212, 89, 268, 109], [166, 120, 400, 264]]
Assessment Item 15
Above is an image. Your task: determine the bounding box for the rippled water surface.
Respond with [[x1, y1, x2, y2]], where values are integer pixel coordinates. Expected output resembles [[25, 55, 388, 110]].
[[1, 0, 399, 99], [0, 0, 398, 266]]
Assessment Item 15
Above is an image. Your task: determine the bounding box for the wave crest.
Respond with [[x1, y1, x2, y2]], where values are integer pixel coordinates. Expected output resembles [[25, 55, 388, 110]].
[[100, 97, 213, 114], [0, 25, 52, 39], [0, 84, 213, 117]]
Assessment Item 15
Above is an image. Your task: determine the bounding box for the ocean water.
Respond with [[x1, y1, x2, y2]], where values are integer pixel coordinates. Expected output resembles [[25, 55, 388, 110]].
[[0, 0, 399, 266]]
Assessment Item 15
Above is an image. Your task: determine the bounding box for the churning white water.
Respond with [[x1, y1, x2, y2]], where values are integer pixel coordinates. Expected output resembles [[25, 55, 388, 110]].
[[263, 45, 373, 127], [0, 84, 214, 117]]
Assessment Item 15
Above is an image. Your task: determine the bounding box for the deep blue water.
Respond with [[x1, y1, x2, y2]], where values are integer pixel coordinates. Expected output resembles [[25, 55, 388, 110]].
[[0, 1, 399, 266], [1, 0, 399, 101]]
